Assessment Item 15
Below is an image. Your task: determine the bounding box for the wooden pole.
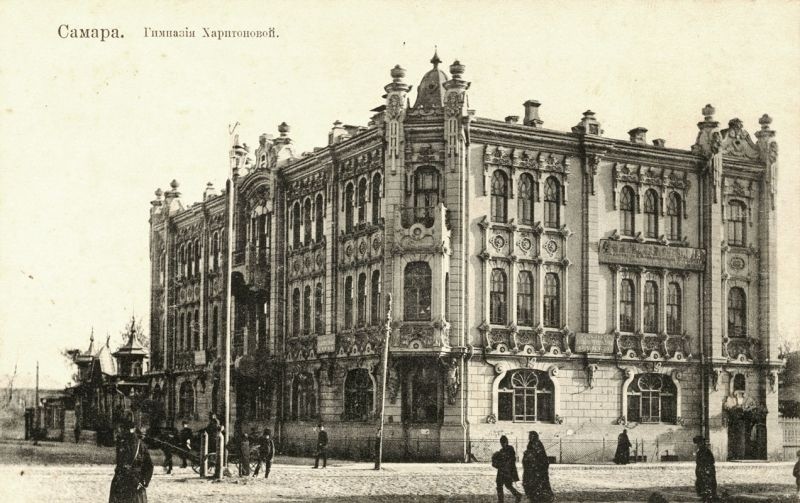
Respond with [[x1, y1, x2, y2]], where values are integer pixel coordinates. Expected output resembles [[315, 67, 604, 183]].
[[375, 294, 392, 470], [34, 361, 39, 444]]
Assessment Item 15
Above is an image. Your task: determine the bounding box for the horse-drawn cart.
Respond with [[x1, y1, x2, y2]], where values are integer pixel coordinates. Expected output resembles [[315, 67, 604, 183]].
[[145, 430, 260, 476]]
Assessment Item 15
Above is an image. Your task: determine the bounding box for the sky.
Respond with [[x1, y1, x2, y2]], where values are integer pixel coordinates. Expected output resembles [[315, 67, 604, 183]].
[[0, 0, 798, 389]]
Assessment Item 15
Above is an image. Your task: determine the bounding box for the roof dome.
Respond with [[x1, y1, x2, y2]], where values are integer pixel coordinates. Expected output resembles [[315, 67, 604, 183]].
[[413, 50, 449, 109]]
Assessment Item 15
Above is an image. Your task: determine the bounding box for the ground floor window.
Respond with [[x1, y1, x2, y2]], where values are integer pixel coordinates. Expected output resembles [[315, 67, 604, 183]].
[[497, 369, 554, 422], [402, 366, 441, 423], [343, 368, 373, 421], [627, 373, 676, 423], [291, 372, 316, 421]]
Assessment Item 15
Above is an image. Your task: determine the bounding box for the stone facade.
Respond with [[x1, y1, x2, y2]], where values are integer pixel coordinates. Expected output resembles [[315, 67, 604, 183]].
[[146, 53, 785, 461]]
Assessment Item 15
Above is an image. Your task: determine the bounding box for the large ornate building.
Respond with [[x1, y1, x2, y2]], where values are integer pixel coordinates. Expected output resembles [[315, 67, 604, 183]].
[[147, 53, 783, 461]]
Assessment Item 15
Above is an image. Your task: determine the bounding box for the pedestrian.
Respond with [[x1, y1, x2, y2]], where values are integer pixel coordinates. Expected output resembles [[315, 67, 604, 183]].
[[108, 418, 153, 503], [74, 423, 81, 444], [253, 428, 275, 479], [613, 429, 631, 465], [793, 449, 800, 495], [160, 428, 174, 474], [205, 413, 221, 478], [313, 423, 328, 469], [693, 435, 718, 503], [178, 421, 192, 468], [374, 428, 382, 469], [521, 431, 553, 503], [238, 432, 250, 477], [491, 435, 522, 503]]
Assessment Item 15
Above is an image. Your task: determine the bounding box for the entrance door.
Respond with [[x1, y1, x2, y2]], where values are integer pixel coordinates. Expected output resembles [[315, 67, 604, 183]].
[[727, 415, 767, 460]]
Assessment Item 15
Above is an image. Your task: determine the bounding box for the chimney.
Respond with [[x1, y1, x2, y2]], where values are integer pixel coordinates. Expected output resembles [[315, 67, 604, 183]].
[[328, 120, 347, 145], [652, 138, 666, 148], [628, 127, 648, 144], [505, 115, 519, 124], [523, 100, 543, 127]]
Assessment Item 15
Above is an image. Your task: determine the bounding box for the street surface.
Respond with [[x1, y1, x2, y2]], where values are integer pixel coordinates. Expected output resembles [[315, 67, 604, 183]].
[[0, 440, 795, 502]]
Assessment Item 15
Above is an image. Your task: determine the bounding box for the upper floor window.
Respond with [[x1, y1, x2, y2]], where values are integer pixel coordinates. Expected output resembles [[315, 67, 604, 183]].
[[195, 239, 202, 274], [211, 232, 220, 271], [643, 281, 658, 333], [345, 183, 354, 233], [627, 373, 676, 424], [370, 270, 381, 325], [303, 286, 312, 334], [212, 305, 219, 348], [357, 273, 367, 326], [667, 193, 681, 241], [314, 283, 324, 335], [357, 178, 367, 224], [286, 289, 297, 336], [620, 279, 635, 332], [292, 201, 301, 248], [727, 201, 746, 247], [178, 381, 194, 418], [344, 276, 354, 329], [543, 273, 560, 328], [728, 287, 746, 338], [490, 268, 507, 325], [518, 173, 535, 225], [303, 199, 312, 245], [620, 186, 636, 236], [497, 369, 554, 422], [315, 194, 324, 242], [491, 170, 508, 223], [404, 262, 431, 321], [414, 167, 439, 225], [372, 173, 382, 225], [187, 242, 194, 278], [517, 271, 533, 326], [343, 369, 373, 421], [667, 283, 681, 335], [644, 189, 659, 239], [544, 177, 560, 228]]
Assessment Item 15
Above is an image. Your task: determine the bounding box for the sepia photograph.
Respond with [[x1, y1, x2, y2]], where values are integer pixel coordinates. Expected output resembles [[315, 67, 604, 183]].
[[1, 1, 799, 501]]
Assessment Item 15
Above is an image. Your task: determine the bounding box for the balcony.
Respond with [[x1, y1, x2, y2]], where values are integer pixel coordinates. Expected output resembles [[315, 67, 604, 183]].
[[400, 206, 436, 229], [393, 203, 451, 255]]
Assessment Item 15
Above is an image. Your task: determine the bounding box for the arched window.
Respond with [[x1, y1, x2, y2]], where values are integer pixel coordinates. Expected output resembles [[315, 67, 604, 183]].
[[620, 279, 635, 332], [344, 183, 354, 233], [727, 201, 746, 246], [627, 373, 676, 423], [517, 271, 533, 326], [314, 283, 324, 335], [404, 366, 440, 423], [728, 287, 746, 338], [371, 271, 381, 325], [414, 167, 439, 225], [518, 173, 535, 225], [644, 190, 659, 239], [178, 313, 185, 350], [357, 178, 367, 224], [543, 273, 560, 328], [344, 276, 354, 329], [491, 170, 508, 223], [193, 309, 199, 349], [643, 281, 658, 333], [404, 262, 432, 321], [371, 173, 382, 225], [667, 193, 681, 241], [620, 186, 636, 236], [195, 239, 202, 274], [211, 232, 220, 270], [544, 177, 560, 228], [303, 199, 312, 245], [292, 288, 301, 334], [291, 372, 316, 421], [315, 194, 324, 242], [303, 285, 312, 333], [292, 201, 301, 247], [187, 241, 194, 278], [344, 369, 374, 421], [357, 273, 367, 326], [733, 374, 746, 393], [490, 269, 507, 325], [212, 305, 219, 348], [667, 283, 681, 335], [497, 369, 554, 422], [179, 381, 194, 418]]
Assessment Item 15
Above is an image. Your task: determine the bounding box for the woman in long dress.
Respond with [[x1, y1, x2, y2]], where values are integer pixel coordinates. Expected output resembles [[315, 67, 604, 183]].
[[521, 431, 553, 503], [613, 429, 631, 464]]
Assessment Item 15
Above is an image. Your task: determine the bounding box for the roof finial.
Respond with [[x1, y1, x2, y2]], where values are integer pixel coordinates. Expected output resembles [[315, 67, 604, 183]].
[[430, 46, 441, 67]]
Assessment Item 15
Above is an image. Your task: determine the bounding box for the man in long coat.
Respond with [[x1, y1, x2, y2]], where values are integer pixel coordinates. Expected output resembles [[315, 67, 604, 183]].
[[253, 428, 275, 479], [492, 435, 522, 503], [693, 435, 718, 502], [109, 420, 153, 503], [613, 429, 632, 464], [313, 424, 328, 469], [178, 421, 193, 468], [522, 430, 553, 502]]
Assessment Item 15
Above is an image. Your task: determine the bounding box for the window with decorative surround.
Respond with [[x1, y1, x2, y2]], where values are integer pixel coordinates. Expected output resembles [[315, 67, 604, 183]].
[[620, 186, 636, 236], [490, 268, 508, 325], [315, 194, 324, 242], [727, 287, 746, 338], [517, 271, 534, 326], [403, 366, 441, 423], [178, 381, 194, 418], [491, 170, 508, 223], [543, 273, 560, 328], [643, 280, 659, 333], [544, 177, 561, 228], [403, 262, 431, 321], [291, 373, 316, 421], [371, 173, 382, 225], [666, 282, 682, 335], [370, 271, 381, 325], [497, 369, 554, 422], [667, 193, 682, 241], [303, 285, 311, 334], [644, 190, 660, 239], [344, 276, 354, 329], [292, 201, 301, 248], [518, 173, 536, 225], [627, 373, 676, 423], [314, 283, 324, 335], [343, 369, 374, 421], [620, 279, 636, 332], [727, 201, 747, 247]]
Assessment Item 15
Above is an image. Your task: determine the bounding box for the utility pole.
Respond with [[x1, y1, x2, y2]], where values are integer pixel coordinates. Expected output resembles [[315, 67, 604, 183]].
[[34, 361, 39, 445], [375, 294, 392, 470]]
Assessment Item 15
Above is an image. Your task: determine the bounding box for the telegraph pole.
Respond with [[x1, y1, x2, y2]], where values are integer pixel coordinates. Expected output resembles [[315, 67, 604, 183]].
[[33, 361, 39, 445], [375, 294, 392, 470]]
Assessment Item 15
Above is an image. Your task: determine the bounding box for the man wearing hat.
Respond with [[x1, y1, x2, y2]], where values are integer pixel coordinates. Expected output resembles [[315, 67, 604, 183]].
[[693, 435, 717, 502], [313, 423, 328, 469], [109, 417, 153, 503]]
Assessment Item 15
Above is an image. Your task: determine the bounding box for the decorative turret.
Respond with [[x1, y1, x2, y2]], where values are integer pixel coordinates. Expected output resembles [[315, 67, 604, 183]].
[[572, 110, 602, 135], [113, 317, 148, 378], [272, 122, 296, 167], [413, 50, 449, 109], [163, 179, 184, 215], [203, 182, 217, 201]]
